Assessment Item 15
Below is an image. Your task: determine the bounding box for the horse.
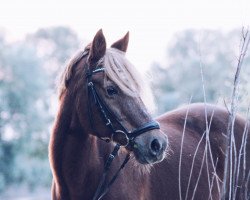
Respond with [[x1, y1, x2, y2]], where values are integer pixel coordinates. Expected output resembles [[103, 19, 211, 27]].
[[49, 30, 250, 200]]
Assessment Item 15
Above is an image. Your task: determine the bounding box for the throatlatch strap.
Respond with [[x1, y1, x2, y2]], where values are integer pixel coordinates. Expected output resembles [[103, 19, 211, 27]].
[[92, 144, 131, 200], [100, 153, 131, 198]]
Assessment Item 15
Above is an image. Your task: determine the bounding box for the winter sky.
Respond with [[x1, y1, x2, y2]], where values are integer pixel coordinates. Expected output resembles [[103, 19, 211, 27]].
[[0, 0, 250, 71]]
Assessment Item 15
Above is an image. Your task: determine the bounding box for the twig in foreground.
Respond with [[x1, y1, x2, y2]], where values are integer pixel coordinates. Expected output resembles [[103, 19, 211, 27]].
[[222, 26, 250, 200]]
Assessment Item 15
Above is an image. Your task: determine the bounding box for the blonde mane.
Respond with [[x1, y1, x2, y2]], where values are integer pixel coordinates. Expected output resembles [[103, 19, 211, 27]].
[[103, 48, 142, 95], [58, 47, 155, 111], [103, 48, 155, 112]]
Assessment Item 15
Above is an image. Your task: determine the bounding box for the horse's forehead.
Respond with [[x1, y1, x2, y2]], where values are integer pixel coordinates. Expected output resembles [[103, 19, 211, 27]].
[[103, 53, 128, 77], [104, 52, 125, 68]]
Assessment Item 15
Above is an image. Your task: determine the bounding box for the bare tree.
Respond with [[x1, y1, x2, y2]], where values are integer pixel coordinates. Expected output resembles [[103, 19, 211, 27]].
[[222, 27, 250, 200]]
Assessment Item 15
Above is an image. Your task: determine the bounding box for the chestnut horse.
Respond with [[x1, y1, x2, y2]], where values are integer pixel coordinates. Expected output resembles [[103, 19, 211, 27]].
[[49, 30, 250, 200]]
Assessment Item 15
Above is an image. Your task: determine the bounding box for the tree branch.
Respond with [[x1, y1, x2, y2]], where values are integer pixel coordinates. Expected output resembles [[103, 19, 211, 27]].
[[222, 26, 250, 200]]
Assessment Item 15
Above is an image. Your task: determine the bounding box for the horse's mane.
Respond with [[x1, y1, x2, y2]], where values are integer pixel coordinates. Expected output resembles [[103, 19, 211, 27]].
[[58, 48, 88, 99], [58, 47, 155, 111]]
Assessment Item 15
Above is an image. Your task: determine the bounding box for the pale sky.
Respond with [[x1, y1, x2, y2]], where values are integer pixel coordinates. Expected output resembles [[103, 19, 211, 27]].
[[1, 0, 250, 71]]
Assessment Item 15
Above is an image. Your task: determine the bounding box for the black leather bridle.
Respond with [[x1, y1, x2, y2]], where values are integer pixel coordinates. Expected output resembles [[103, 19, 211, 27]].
[[86, 66, 160, 200]]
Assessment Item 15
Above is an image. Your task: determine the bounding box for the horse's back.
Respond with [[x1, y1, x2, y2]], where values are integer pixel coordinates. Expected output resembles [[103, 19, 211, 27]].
[[151, 103, 250, 199]]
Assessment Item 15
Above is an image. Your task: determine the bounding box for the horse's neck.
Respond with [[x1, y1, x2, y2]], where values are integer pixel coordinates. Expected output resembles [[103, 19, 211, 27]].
[[50, 95, 110, 197], [51, 94, 149, 199], [63, 116, 150, 199], [62, 126, 118, 198]]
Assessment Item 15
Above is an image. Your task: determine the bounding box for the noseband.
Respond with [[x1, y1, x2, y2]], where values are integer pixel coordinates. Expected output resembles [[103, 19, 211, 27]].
[[86, 66, 160, 200]]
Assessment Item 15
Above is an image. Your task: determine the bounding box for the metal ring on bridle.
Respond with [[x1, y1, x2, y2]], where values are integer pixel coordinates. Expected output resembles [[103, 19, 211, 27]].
[[106, 119, 111, 126], [111, 130, 130, 147], [88, 82, 94, 87]]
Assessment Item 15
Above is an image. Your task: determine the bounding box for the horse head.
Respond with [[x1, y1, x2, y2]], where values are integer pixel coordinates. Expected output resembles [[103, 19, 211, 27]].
[[60, 29, 168, 165]]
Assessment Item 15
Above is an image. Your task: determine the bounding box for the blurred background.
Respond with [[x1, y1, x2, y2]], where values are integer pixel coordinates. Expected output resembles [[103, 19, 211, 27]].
[[0, 0, 250, 199]]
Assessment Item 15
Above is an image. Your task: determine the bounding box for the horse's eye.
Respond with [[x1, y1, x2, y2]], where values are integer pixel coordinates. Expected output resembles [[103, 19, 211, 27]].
[[107, 86, 118, 96]]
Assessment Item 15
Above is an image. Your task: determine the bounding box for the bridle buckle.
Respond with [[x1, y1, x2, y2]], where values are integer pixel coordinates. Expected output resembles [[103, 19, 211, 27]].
[[106, 119, 111, 126], [88, 82, 94, 87]]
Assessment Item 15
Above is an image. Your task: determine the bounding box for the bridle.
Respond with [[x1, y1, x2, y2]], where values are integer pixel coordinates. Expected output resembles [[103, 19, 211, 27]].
[[86, 64, 160, 200], [86, 67, 160, 147]]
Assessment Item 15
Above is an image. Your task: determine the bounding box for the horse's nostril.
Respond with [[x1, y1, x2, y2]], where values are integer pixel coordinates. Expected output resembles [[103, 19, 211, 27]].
[[150, 139, 161, 155]]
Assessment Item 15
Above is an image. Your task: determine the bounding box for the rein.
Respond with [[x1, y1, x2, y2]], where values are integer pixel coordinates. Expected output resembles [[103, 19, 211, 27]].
[[86, 66, 160, 200]]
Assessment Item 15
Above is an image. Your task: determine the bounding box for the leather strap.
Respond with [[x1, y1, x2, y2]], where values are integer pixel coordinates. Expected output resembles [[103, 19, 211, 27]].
[[86, 67, 160, 200]]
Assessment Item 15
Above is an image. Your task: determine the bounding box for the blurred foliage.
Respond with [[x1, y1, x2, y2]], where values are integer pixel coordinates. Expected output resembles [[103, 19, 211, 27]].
[[150, 29, 250, 115], [0, 27, 81, 192]]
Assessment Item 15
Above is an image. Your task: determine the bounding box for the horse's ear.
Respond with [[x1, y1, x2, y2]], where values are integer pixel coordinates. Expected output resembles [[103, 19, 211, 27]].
[[88, 29, 106, 65], [111, 32, 129, 52]]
